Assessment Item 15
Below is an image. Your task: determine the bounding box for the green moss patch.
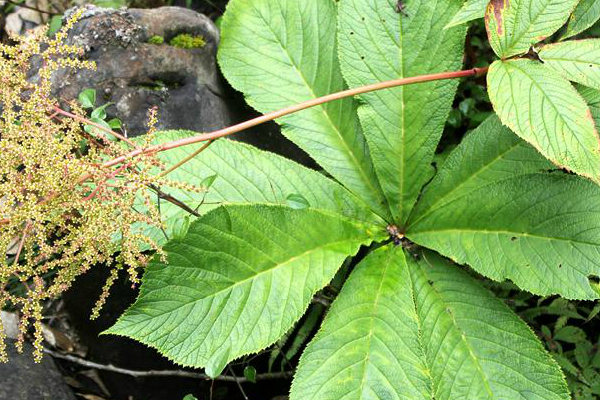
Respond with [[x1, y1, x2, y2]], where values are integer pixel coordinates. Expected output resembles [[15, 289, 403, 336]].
[[169, 34, 206, 49], [148, 35, 164, 45]]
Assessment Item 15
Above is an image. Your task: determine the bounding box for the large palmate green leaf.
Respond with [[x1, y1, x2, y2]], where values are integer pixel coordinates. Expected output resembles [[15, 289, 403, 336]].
[[487, 59, 600, 181], [409, 115, 553, 224], [218, 0, 389, 219], [132, 131, 385, 246], [106, 205, 385, 375], [445, 0, 488, 28], [337, 0, 465, 225], [560, 0, 600, 40], [290, 247, 570, 400], [485, 0, 579, 58], [408, 170, 600, 300], [538, 39, 600, 90]]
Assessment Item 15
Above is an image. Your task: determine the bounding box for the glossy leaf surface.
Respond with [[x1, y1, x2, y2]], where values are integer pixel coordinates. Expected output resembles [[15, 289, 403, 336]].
[[107, 205, 384, 374], [488, 59, 600, 181], [290, 247, 570, 400], [218, 0, 388, 218], [485, 0, 578, 58], [338, 0, 465, 224], [539, 39, 600, 90]]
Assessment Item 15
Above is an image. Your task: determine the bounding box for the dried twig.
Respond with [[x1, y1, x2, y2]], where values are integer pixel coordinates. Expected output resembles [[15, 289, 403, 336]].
[[4, 0, 59, 16], [228, 365, 249, 400], [44, 348, 293, 382]]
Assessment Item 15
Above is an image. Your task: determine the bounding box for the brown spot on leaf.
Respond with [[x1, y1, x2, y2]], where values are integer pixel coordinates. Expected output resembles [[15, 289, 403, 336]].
[[486, 0, 509, 36]]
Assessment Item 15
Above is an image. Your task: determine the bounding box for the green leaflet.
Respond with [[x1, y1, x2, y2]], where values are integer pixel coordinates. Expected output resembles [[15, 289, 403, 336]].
[[445, 0, 488, 28], [487, 59, 600, 182], [408, 114, 600, 299], [290, 246, 431, 400], [131, 131, 385, 246], [106, 205, 385, 373], [218, 0, 389, 220], [485, 0, 579, 58], [539, 39, 600, 90], [560, 0, 600, 40], [408, 115, 553, 225], [407, 172, 600, 300], [410, 251, 569, 400], [338, 0, 465, 225], [579, 85, 600, 129], [290, 246, 570, 400]]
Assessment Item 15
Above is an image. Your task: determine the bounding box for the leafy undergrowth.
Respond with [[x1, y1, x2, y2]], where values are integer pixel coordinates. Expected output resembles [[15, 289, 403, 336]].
[[489, 282, 600, 400]]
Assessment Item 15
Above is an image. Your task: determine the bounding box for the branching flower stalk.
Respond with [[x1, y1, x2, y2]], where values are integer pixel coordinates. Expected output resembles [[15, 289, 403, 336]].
[[0, 11, 203, 362]]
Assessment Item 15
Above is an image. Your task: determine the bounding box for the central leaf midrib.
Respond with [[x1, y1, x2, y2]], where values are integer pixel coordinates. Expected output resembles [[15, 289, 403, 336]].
[[147, 234, 366, 313], [410, 227, 600, 247], [541, 55, 600, 65], [418, 254, 497, 399], [256, 8, 385, 207], [406, 254, 436, 399], [399, 8, 407, 223], [356, 254, 389, 399]]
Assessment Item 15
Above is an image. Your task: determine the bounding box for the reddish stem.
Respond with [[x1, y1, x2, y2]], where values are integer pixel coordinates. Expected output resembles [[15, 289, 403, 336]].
[[84, 162, 132, 201], [12, 222, 31, 266], [51, 106, 138, 149], [159, 140, 214, 177], [4, 222, 34, 293], [102, 67, 489, 169]]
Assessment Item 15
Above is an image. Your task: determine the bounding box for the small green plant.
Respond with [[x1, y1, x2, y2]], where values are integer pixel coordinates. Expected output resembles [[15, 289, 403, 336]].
[[489, 282, 600, 400], [147, 35, 164, 45], [92, 0, 128, 9], [169, 33, 206, 49], [534, 300, 600, 400], [77, 88, 123, 138]]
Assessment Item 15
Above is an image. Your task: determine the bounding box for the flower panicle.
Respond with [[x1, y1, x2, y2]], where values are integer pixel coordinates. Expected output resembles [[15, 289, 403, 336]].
[[0, 9, 203, 362]]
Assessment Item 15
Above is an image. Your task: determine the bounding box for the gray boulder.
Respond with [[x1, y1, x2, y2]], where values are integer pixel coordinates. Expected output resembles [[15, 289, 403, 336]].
[[0, 341, 76, 400], [52, 5, 234, 137]]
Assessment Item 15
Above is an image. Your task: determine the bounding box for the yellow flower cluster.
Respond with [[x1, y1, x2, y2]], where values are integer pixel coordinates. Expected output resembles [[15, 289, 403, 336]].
[[0, 11, 203, 362]]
